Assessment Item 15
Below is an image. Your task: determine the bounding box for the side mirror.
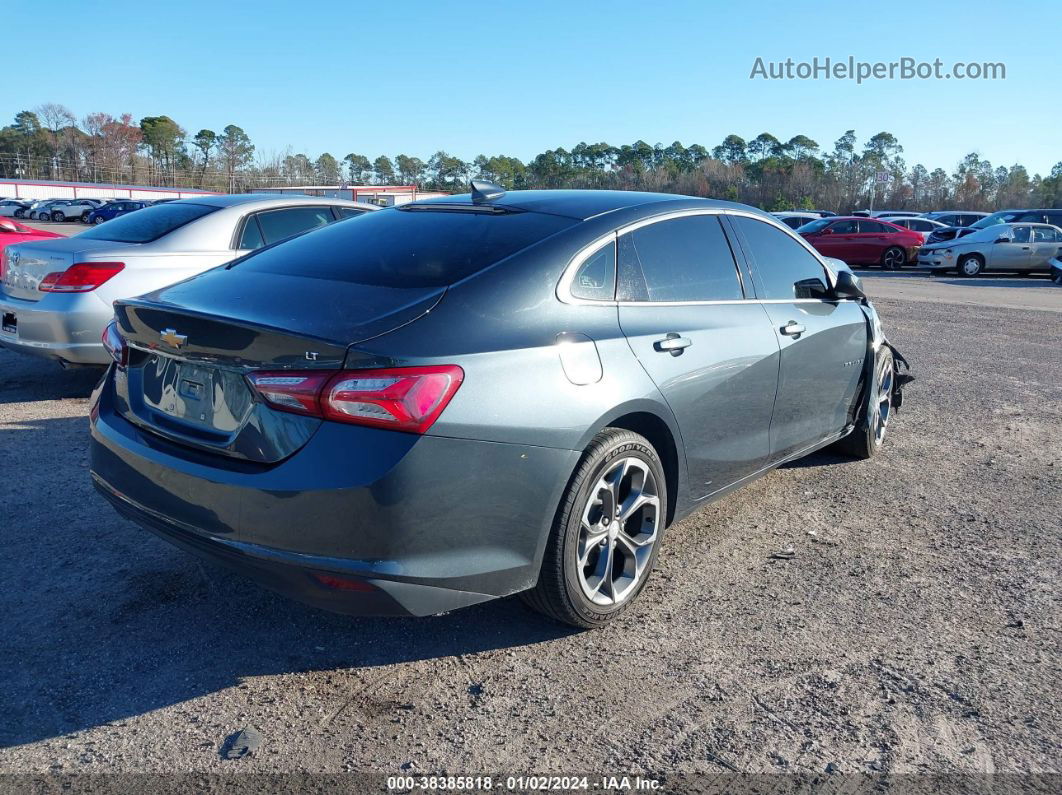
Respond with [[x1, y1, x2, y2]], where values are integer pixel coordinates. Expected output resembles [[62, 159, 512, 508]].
[[832, 269, 865, 300], [994, 236, 1011, 244], [0, 219, 17, 233]]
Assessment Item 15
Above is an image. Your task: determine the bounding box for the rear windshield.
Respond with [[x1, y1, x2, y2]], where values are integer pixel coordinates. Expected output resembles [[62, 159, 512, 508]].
[[78, 202, 219, 243], [233, 207, 578, 287], [796, 219, 831, 234]]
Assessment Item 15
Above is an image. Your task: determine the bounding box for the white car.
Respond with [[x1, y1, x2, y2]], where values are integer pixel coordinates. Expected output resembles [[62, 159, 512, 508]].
[[1, 194, 378, 365], [772, 211, 822, 230], [853, 210, 924, 219], [48, 199, 105, 223], [0, 200, 30, 217], [885, 216, 948, 242]]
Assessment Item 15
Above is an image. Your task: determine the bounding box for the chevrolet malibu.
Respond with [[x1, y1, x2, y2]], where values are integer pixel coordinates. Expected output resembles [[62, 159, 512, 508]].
[[90, 186, 910, 628], [1, 195, 376, 366]]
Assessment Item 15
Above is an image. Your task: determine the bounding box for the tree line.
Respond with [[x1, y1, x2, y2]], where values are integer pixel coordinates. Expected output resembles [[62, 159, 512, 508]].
[[1, 104, 1058, 212]]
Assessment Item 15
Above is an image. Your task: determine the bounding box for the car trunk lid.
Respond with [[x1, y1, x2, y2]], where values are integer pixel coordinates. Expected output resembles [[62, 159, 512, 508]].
[[1, 238, 128, 301], [111, 272, 444, 463]]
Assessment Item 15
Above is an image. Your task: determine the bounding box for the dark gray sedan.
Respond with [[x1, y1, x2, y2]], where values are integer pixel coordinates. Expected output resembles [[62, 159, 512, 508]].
[[89, 186, 909, 628]]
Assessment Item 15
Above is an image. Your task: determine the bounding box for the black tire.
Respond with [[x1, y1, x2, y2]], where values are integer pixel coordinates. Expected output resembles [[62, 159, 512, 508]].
[[835, 347, 894, 460], [93, 215, 105, 225], [881, 246, 905, 270], [80, 211, 91, 222], [13, 209, 24, 218], [957, 254, 984, 277], [522, 428, 667, 629], [1052, 270, 1062, 285], [52, 212, 65, 222]]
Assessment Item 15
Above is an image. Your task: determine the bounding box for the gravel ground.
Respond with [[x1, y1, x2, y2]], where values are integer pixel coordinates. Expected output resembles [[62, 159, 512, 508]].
[[0, 282, 1060, 783]]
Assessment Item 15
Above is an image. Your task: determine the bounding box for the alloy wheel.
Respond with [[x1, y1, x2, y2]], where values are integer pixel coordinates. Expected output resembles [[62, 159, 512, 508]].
[[576, 457, 661, 606], [883, 247, 905, 269]]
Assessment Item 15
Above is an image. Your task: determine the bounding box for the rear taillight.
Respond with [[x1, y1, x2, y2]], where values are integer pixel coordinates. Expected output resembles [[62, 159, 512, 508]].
[[246, 365, 463, 434], [39, 262, 124, 293], [101, 319, 128, 366], [0, 249, 7, 282]]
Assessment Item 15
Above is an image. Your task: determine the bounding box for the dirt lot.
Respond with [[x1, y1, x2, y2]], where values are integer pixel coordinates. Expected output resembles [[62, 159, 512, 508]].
[[0, 278, 1060, 784]]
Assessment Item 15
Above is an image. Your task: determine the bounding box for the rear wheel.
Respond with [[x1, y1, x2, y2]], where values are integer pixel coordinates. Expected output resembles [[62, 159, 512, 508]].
[[836, 347, 894, 460], [52, 211, 66, 222], [958, 254, 984, 277], [81, 211, 91, 222], [93, 215, 105, 225], [881, 246, 906, 270], [523, 428, 666, 629]]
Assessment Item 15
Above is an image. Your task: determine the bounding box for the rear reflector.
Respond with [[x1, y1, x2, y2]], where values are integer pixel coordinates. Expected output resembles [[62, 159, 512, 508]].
[[247, 365, 463, 434], [40, 262, 124, 293], [310, 572, 376, 592]]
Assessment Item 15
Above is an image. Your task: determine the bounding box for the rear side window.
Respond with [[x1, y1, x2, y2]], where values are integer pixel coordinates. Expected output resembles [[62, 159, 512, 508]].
[[731, 216, 829, 300], [256, 206, 335, 245], [616, 215, 743, 302], [78, 202, 218, 243], [337, 207, 368, 219], [830, 220, 858, 234], [570, 241, 616, 301], [234, 207, 577, 288], [238, 216, 265, 250]]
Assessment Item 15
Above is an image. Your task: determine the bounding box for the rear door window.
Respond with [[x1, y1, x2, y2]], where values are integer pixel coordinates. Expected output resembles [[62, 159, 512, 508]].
[[616, 215, 743, 302], [256, 206, 336, 245], [337, 207, 368, 220], [858, 221, 890, 233]]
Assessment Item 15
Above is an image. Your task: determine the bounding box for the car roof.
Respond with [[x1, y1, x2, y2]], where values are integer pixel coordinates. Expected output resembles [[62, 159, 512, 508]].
[[172, 193, 375, 211], [407, 189, 761, 221]]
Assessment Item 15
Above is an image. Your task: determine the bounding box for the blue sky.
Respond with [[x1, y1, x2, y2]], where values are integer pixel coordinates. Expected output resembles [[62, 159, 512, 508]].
[[7, 0, 1059, 175]]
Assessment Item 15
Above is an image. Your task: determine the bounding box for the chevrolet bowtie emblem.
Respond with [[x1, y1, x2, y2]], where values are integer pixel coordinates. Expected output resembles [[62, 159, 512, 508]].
[[160, 328, 187, 348]]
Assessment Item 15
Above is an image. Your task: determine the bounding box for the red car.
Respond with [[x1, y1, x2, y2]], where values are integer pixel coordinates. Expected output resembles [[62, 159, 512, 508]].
[[797, 216, 922, 269], [0, 218, 65, 251]]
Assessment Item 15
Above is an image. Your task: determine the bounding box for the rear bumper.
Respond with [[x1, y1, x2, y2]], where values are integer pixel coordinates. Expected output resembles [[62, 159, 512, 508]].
[[89, 374, 580, 617], [0, 290, 112, 364]]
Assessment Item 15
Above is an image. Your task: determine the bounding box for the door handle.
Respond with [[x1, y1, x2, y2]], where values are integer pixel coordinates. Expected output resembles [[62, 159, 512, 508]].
[[654, 333, 692, 356], [780, 321, 806, 337], [1021, 246, 1030, 250]]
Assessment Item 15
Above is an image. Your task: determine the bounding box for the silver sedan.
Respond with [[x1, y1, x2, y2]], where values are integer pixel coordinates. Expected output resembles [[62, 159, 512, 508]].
[[917, 222, 1062, 276], [0, 195, 377, 365]]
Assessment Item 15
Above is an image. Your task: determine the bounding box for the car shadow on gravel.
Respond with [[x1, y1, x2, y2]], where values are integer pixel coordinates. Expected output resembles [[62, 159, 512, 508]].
[[0, 353, 103, 405], [0, 416, 578, 749]]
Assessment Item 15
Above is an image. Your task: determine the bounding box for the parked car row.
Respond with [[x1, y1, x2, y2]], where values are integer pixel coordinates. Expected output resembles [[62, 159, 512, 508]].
[[0, 196, 178, 223], [1, 185, 912, 627], [770, 207, 1062, 273], [0, 194, 377, 365]]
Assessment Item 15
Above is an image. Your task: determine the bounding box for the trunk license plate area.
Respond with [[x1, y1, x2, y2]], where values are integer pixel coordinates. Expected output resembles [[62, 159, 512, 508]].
[[139, 356, 252, 436], [1, 312, 15, 335]]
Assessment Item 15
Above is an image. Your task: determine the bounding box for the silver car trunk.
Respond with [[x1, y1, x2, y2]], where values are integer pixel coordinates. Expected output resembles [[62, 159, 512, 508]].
[[1, 238, 130, 301]]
